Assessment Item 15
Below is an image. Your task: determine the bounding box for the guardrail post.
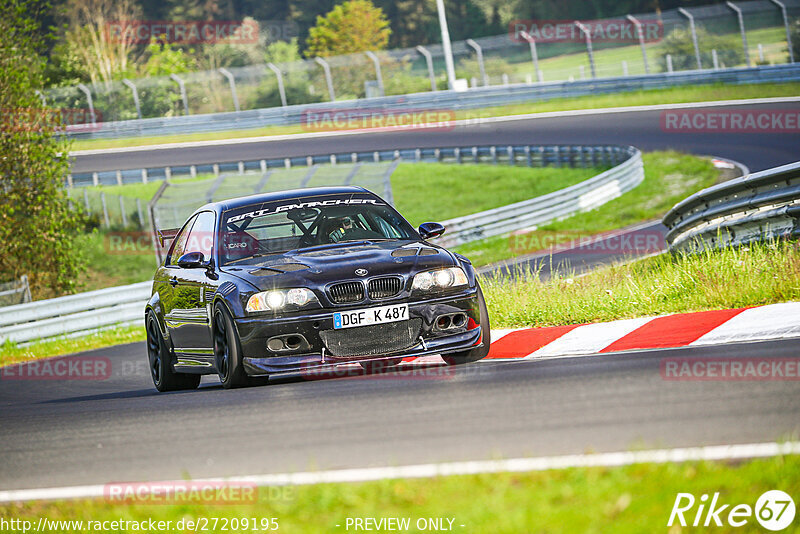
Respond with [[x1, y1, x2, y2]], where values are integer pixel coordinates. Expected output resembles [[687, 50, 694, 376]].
[[678, 8, 702, 70], [525, 145, 532, 167], [490, 146, 497, 165], [116, 170, 122, 186], [574, 21, 596, 79], [365, 51, 385, 97], [76, 83, 97, 125], [768, 0, 794, 63], [415, 46, 437, 91], [218, 68, 240, 112], [238, 161, 245, 174], [415, 148, 421, 161], [190, 165, 197, 178], [554, 146, 561, 168], [472, 146, 478, 163], [626, 14, 650, 74], [267, 63, 288, 107], [122, 78, 142, 119], [170, 74, 190, 115], [314, 57, 336, 102], [213, 164, 219, 177], [519, 31, 543, 83], [92, 172, 99, 186], [141, 169, 148, 184], [285, 158, 291, 168], [455, 147, 461, 163], [465, 39, 489, 86], [726, 2, 751, 67], [101, 193, 110, 228], [66, 174, 73, 188], [507, 146, 514, 165]]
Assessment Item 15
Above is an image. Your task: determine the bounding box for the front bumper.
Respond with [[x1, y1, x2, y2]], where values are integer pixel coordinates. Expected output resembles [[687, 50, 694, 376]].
[[235, 290, 483, 376]]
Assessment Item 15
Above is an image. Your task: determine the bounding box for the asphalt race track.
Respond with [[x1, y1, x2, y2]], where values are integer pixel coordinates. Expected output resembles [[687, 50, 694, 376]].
[[71, 101, 800, 174], [1, 339, 799, 490]]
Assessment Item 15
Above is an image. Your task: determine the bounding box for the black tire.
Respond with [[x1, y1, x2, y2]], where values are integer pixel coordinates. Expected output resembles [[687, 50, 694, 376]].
[[146, 312, 201, 392], [442, 282, 491, 365], [360, 358, 403, 373], [213, 302, 251, 389]]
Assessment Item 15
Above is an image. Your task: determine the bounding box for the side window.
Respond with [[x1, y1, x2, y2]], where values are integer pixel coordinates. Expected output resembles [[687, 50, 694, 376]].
[[166, 215, 198, 266], [185, 211, 216, 261]]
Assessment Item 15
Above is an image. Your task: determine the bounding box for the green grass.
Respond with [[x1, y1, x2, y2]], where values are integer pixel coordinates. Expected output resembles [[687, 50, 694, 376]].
[[78, 231, 159, 291], [392, 163, 599, 227], [0, 326, 144, 366], [70, 81, 800, 151], [482, 240, 800, 328], [455, 151, 719, 267], [2, 455, 798, 532]]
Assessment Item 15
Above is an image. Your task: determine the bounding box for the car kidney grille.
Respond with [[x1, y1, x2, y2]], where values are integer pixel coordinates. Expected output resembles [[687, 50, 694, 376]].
[[368, 277, 402, 299], [321, 319, 422, 358], [328, 281, 365, 304]]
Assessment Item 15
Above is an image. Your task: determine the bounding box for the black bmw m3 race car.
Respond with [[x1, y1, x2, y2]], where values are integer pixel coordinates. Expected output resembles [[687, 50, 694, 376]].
[[145, 186, 490, 391]]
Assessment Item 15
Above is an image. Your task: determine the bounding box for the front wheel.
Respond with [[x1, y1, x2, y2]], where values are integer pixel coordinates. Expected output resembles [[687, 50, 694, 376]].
[[442, 283, 491, 365], [213, 303, 252, 389], [146, 312, 201, 392]]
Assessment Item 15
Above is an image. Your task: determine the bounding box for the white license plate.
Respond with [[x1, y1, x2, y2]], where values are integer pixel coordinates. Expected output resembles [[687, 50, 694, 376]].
[[333, 304, 409, 329]]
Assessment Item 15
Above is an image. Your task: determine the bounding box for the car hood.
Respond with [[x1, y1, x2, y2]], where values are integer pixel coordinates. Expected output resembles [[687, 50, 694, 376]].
[[219, 240, 458, 291]]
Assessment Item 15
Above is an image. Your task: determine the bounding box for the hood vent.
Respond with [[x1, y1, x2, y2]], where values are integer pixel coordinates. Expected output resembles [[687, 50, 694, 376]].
[[391, 247, 439, 257]]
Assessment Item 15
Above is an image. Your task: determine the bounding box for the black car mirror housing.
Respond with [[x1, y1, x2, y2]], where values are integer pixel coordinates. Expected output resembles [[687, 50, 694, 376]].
[[418, 222, 446, 240], [177, 251, 206, 268]]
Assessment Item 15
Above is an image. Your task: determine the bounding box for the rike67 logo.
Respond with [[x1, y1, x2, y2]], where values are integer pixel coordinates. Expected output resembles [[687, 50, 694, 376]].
[[668, 490, 795, 531]]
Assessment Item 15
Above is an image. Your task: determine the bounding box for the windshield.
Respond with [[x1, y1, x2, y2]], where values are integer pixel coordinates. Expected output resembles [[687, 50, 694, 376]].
[[220, 194, 418, 265]]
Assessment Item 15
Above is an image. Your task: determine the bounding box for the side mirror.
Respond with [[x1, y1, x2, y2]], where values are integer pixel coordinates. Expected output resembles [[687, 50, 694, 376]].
[[418, 222, 446, 240], [177, 251, 205, 268]]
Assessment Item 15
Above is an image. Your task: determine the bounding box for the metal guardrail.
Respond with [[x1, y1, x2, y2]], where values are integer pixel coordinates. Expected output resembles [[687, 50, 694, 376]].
[[0, 276, 31, 307], [67, 64, 800, 141], [663, 161, 800, 252], [0, 281, 151, 344], [439, 146, 643, 247]]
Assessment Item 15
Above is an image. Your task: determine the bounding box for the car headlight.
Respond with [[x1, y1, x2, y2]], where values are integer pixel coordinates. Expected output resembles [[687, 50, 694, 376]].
[[246, 288, 319, 312], [412, 267, 469, 292]]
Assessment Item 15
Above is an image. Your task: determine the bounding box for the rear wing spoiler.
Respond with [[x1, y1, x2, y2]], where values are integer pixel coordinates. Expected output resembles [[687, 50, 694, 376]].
[[157, 228, 180, 247]]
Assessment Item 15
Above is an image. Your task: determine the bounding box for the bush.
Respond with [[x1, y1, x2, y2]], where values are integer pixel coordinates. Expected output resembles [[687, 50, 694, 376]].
[[658, 27, 744, 71], [0, 0, 85, 298]]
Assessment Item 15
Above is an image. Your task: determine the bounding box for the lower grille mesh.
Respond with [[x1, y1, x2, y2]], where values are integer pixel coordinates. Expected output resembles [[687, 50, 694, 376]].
[[320, 319, 422, 358]]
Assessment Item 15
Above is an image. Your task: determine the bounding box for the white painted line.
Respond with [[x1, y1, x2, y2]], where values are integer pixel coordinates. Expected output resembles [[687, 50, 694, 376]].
[[691, 302, 800, 346], [70, 96, 800, 156], [1, 441, 797, 503], [530, 316, 654, 358]]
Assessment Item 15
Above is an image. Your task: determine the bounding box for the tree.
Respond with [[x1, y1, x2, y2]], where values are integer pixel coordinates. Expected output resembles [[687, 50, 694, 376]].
[[658, 27, 744, 72], [305, 0, 391, 57], [0, 0, 85, 298]]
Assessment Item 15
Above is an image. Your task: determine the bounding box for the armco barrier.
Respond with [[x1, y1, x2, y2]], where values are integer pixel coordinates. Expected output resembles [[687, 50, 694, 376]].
[[67, 64, 800, 141], [438, 146, 643, 247], [0, 281, 151, 344], [663, 161, 800, 252]]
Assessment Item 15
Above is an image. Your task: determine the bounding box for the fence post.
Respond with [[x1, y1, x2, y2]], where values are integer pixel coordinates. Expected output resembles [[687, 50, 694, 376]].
[[170, 74, 190, 115], [465, 39, 488, 86], [314, 57, 336, 102], [667, 54, 674, 73], [136, 198, 144, 227], [712, 49, 720, 69], [626, 15, 650, 74], [768, 0, 794, 63], [574, 21, 597, 79], [519, 31, 543, 83], [726, 2, 751, 67], [34, 90, 46, 106], [218, 68, 240, 112], [76, 83, 96, 125], [678, 8, 702, 70], [266, 63, 288, 107], [101, 193, 110, 228], [119, 195, 128, 227], [20, 275, 31, 303], [364, 51, 385, 97], [415, 46, 437, 91], [83, 189, 89, 211], [622, 60, 629, 76], [122, 78, 142, 119]]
